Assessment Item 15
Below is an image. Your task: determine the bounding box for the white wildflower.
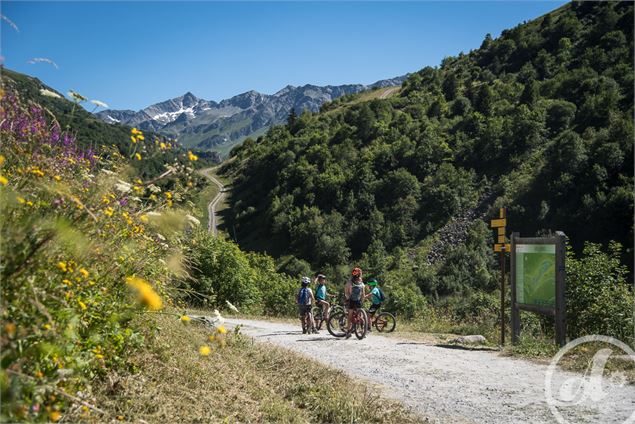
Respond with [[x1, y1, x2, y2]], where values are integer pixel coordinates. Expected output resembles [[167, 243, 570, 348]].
[[90, 99, 109, 108], [156, 233, 166, 241], [186, 214, 200, 226], [114, 180, 132, 193], [28, 57, 58, 69], [101, 169, 116, 176], [148, 184, 161, 193], [225, 300, 239, 314], [67, 90, 87, 102], [213, 309, 225, 325], [39, 88, 61, 99]]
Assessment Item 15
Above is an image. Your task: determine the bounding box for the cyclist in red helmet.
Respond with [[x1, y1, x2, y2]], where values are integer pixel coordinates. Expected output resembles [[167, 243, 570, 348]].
[[344, 267, 364, 338]]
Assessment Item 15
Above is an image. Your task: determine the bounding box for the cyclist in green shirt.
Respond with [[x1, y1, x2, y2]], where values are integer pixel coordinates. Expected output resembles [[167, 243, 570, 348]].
[[365, 278, 385, 331]]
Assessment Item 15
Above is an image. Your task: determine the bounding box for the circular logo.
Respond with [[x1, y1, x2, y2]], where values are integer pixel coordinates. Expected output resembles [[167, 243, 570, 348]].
[[544, 335, 635, 424]]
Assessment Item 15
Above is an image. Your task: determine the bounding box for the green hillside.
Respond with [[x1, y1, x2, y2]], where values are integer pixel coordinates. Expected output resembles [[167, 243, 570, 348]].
[[224, 1, 633, 270]]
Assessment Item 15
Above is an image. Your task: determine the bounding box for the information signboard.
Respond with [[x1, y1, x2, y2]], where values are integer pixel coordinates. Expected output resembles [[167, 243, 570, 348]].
[[515, 244, 556, 308], [511, 232, 567, 346]]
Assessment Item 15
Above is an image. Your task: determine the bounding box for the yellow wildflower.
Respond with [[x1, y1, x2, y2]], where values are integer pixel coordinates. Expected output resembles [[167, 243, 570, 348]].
[[35, 370, 44, 378], [117, 415, 124, 421], [42, 324, 51, 330], [17, 197, 26, 204], [216, 326, 227, 335], [53, 175, 62, 182], [0, 155, 5, 166], [199, 345, 211, 356], [134, 178, 143, 185], [26, 201, 34, 207], [130, 136, 137, 144], [79, 268, 89, 278], [188, 151, 198, 161], [137, 134, 144, 141], [77, 300, 87, 310], [57, 261, 68, 272], [180, 315, 191, 323], [30, 167, 45, 177], [139, 214, 149, 223], [165, 191, 172, 200], [0, 175, 7, 186], [135, 153, 142, 161], [208, 334, 216, 342], [160, 142, 168, 150], [4, 322, 16, 337], [104, 207, 114, 217], [63, 279, 72, 286], [49, 411, 61, 422], [125, 276, 163, 310]]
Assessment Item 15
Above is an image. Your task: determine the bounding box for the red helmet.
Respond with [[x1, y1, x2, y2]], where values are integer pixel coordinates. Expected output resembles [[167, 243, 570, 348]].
[[351, 267, 362, 277]]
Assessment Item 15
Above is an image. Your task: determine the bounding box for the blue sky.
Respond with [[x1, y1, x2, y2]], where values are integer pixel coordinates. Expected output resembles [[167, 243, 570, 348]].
[[2, 1, 566, 110]]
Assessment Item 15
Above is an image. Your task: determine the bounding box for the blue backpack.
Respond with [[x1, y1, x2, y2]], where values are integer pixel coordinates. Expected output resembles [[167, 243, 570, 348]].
[[297, 287, 310, 305], [350, 283, 364, 302]]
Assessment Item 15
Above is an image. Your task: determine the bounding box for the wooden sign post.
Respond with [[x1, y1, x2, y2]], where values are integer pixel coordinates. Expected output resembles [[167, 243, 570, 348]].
[[490, 208, 508, 346]]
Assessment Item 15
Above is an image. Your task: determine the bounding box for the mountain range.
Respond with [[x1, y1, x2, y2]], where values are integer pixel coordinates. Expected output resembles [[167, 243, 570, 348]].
[[96, 75, 407, 155]]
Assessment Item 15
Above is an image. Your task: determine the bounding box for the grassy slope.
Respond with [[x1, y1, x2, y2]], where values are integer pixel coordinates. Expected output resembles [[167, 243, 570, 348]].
[[82, 311, 424, 423]]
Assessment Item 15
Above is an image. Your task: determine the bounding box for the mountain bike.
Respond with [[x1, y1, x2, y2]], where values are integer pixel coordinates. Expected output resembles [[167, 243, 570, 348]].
[[327, 307, 368, 339], [368, 310, 396, 333], [300, 307, 317, 334], [312, 303, 344, 331]]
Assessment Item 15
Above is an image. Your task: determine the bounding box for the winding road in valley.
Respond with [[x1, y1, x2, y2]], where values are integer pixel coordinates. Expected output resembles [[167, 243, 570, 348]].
[[200, 167, 225, 235], [226, 318, 635, 424]]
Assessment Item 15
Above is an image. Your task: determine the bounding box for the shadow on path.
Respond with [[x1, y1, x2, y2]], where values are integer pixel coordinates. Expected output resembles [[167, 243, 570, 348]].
[[296, 337, 339, 342], [255, 331, 301, 337], [434, 343, 498, 352]]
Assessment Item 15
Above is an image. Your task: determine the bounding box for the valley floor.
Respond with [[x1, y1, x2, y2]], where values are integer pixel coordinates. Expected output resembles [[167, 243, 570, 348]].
[[227, 318, 635, 424]]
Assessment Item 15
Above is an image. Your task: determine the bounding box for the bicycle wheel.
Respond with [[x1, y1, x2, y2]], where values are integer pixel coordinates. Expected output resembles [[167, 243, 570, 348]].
[[312, 306, 323, 329], [374, 312, 396, 333], [330, 304, 344, 316], [354, 309, 368, 340], [301, 313, 308, 334], [327, 310, 347, 337]]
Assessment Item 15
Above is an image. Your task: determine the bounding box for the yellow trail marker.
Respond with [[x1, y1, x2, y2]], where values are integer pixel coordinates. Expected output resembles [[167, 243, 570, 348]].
[[498, 227, 506, 235], [498, 235, 506, 243], [493, 243, 511, 252], [490, 218, 506, 228]]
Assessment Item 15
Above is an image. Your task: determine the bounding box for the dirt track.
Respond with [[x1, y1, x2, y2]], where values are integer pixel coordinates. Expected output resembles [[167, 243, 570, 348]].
[[227, 318, 635, 423]]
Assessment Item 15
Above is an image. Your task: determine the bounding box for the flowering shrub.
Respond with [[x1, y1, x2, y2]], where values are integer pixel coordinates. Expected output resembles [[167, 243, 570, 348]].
[[0, 89, 199, 421]]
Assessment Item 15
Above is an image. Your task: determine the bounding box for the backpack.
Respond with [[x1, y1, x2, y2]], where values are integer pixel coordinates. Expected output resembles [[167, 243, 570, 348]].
[[297, 287, 310, 305], [376, 287, 386, 302], [350, 282, 363, 302]]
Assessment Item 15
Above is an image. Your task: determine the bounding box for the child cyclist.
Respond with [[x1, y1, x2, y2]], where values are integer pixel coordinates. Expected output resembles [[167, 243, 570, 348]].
[[314, 274, 334, 329], [344, 267, 365, 339], [365, 278, 385, 331], [297, 276, 317, 334]]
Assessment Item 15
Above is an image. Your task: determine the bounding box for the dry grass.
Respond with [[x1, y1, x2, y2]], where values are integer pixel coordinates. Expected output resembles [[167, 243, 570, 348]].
[[73, 310, 425, 423]]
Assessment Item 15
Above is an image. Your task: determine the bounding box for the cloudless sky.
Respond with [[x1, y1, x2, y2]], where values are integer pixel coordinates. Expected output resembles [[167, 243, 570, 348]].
[[2, 1, 566, 111]]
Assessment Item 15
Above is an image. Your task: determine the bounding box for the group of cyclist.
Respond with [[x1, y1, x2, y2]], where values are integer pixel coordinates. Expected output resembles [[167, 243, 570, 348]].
[[296, 267, 385, 339]]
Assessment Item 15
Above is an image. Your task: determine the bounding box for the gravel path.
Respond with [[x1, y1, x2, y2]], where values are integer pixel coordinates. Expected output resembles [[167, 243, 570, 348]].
[[226, 318, 635, 423]]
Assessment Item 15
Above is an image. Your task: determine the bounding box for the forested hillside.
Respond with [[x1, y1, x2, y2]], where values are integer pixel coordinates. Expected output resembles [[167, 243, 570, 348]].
[[224, 1, 633, 273]]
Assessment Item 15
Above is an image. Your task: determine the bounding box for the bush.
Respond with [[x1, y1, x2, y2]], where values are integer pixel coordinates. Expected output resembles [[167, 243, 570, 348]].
[[566, 241, 634, 346], [182, 229, 298, 315]]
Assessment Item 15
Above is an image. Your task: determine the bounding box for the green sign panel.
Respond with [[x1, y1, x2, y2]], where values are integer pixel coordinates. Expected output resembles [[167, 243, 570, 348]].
[[515, 244, 556, 308]]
